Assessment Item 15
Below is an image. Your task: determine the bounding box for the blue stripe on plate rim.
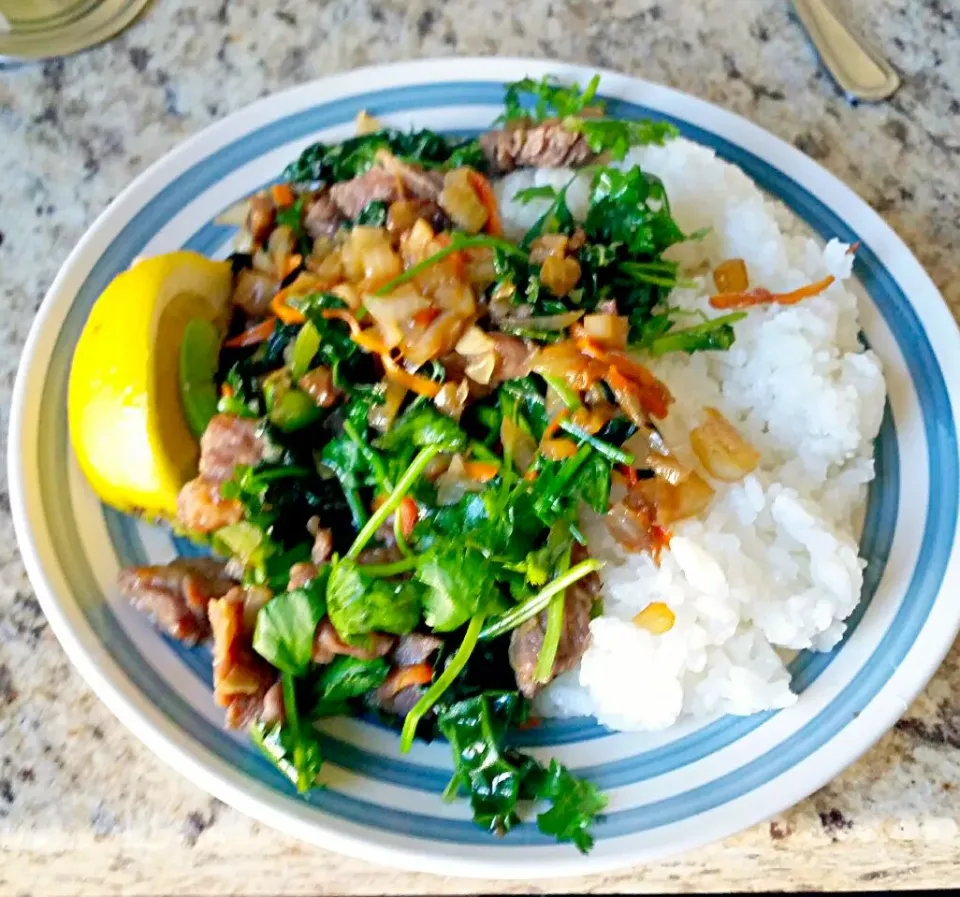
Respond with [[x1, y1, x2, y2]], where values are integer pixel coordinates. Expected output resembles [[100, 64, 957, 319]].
[[34, 81, 953, 845]]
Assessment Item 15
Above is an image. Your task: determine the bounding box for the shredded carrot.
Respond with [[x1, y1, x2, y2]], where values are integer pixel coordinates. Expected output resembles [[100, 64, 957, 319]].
[[398, 496, 419, 539], [542, 409, 568, 441], [221, 383, 235, 399], [270, 289, 306, 324], [523, 469, 539, 482], [321, 308, 363, 335], [710, 275, 835, 310], [413, 307, 441, 328], [517, 715, 542, 731], [846, 241, 861, 255], [619, 464, 639, 488], [386, 663, 434, 693], [583, 337, 673, 418], [353, 329, 390, 355], [651, 524, 671, 566], [461, 460, 500, 482], [270, 183, 295, 208], [466, 170, 503, 236], [223, 317, 277, 348], [381, 355, 441, 398], [281, 253, 303, 279]]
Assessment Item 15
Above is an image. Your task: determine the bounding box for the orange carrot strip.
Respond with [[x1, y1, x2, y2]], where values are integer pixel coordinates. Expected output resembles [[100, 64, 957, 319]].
[[398, 496, 419, 539], [270, 290, 306, 324], [271, 183, 295, 208], [582, 338, 673, 418], [221, 383, 235, 399], [461, 460, 500, 482], [281, 253, 303, 279], [710, 275, 835, 309], [381, 355, 441, 398], [466, 170, 503, 236], [413, 307, 441, 328], [321, 308, 363, 335], [523, 469, 539, 483], [542, 409, 568, 441], [386, 663, 434, 694], [224, 317, 277, 348], [619, 464, 639, 488]]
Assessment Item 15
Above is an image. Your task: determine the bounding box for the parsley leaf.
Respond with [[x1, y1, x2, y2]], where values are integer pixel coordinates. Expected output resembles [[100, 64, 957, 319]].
[[565, 117, 678, 160], [500, 75, 604, 124], [416, 544, 500, 632], [325, 559, 421, 645], [534, 759, 608, 853], [252, 578, 328, 676], [311, 656, 389, 717]]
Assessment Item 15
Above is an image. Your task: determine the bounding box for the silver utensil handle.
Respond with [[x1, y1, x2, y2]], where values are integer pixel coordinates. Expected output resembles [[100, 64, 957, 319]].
[[791, 0, 901, 102]]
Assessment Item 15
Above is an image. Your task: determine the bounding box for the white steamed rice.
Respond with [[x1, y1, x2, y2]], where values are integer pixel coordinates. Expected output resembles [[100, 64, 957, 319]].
[[494, 138, 886, 731]]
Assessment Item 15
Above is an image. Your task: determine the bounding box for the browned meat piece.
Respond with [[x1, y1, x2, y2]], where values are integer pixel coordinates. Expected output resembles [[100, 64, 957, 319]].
[[489, 333, 537, 384], [312, 619, 395, 665], [508, 580, 594, 698], [393, 632, 443, 666], [387, 198, 450, 235], [199, 414, 267, 484], [241, 584, 273, 634], [303, 191, 344, 239], [311, 527, 334, 564], [118, 558, 236, 645], [479, 121, 595, 174], [231, 268, 280, 317], [377, 152, 444, 202], [246, 194, 276, 243], [367, 682, 425, 718], [356, 545, 403, 566], [287, 562, 320, 591], [329, 168, 398, 219], [259, 680, 285, 727], [209, 590, 277, 729], [177, 477, 244, 534], [298, 366, 340, 408]]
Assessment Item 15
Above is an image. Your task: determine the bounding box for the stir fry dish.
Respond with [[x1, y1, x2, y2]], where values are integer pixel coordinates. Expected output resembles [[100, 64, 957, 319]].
[[68, 75, 842, 852]]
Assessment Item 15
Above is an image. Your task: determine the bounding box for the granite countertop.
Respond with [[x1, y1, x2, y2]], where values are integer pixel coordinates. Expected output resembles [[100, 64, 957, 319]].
[[1, 0, 959, 893]]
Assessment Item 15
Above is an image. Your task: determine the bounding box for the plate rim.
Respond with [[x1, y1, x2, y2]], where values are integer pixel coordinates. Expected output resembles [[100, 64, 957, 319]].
[[9, 56, 960, 878]]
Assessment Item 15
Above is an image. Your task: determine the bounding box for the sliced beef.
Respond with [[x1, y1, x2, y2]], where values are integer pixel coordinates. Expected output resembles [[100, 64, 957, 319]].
[[231, 268, 280, 317], [508, 579, 594, 698], [479, 120, 595, 174], [199, 414, 267, 484], [118, 558, 236, 645], [329, 168, 398, 219], [311, 527, 334, 564], [489, 333, 537, 384], [393, 632, 443, 666], [209, 589, 278, 729], [377, 152, 444, 202], [303, 191, 344, 239], [177, 477, 244, 534], [367, 683, 424, 718], [298, 366, 340, 408], [287, 562, 320, 591], [311, 619, 395, 665], [246, 194, 276, 243]]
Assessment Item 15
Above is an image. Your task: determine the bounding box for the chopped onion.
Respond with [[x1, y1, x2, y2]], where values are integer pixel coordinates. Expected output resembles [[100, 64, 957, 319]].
[[464, 352, 497, 385], [215, 198, 251, 226], [582, 313, 629, 350], [501, 414, 536, 471], [540, 255, 582, 297], [436, 454, 485, 505], [355, 109, 382, 135], [434, 379, 470, 421], [540, 437, 579, 461], [713, 258, 749, 293], [439, 168, 488, 234], [630, 471, 715, 526], [605, 500, 656, 553], [499, 309, 584, 331], [645, 451, 690, 485], [633, 602, 675, 634], [364, 285, 431, 350], [529, 234, 569, 264], [690, 408, 760, 481], [533, 342, 603, 391], [369, 381, 407, 432], [456, 325, 496, 356]]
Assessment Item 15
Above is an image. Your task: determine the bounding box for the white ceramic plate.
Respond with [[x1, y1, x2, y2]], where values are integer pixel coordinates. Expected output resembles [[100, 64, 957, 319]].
[[10, 58, 960, 878]]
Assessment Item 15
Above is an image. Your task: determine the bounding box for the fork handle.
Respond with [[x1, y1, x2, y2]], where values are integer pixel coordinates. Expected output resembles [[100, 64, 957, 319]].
[[791, 0, 900, 102]]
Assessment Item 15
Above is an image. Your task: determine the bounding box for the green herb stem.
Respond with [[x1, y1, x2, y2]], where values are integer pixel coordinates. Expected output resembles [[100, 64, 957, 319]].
[[342, 485, 370, 532], [400, 612, 486, 752], [375, 234, 528, 296], [359, 555, 420, 577], [479, 559, 604, 640], [346, 445, 440, 559], [343, 419, 392, 490], [542, 375, 583, 411], [533, 545, 572, 683], [648, 312, 747, 357], [469, 440, 500, 463], [558, 421, 634, 464]]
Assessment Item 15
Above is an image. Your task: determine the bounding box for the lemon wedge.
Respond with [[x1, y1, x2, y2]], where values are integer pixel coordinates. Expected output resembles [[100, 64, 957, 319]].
[[68, 251, 233, 520]]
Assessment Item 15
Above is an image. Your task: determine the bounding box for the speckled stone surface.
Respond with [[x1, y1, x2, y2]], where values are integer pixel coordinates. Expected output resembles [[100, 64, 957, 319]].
[[1, 0, 959, 893]]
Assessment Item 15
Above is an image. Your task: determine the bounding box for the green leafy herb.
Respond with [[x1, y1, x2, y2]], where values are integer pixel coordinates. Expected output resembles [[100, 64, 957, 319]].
[[275, 196, 311, 255], [500, 75, 603, 124], [252, 579, 328, 676], [353, 200, 389, 227], [417, 545, 499, 632], [375, 404, 468, 453], [325, 559, 421, 644], [312, 656, 389, 717], [646, 311, 746, 356], [534, 759, 608, 853], [565, 117, 678, 160], [252, 673, 323, 793], [283, 129, 483, 185]]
